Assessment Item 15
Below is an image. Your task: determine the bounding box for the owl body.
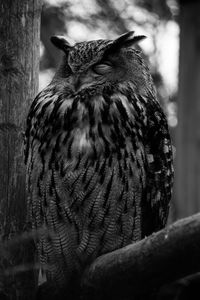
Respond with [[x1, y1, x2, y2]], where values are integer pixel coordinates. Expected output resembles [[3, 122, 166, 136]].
[[25, 32, 173, 293]]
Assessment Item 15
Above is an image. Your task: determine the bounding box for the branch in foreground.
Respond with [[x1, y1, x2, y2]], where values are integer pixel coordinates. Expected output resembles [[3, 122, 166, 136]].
[[81, 213, 200, 299]]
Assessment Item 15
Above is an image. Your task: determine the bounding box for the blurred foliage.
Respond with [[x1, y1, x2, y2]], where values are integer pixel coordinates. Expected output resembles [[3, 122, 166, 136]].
[[135, 0, 177, 19]]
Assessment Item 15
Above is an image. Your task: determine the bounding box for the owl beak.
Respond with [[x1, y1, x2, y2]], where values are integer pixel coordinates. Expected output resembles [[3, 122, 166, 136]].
[[73, 73, 95, 92], [73, 76, 81, 91]]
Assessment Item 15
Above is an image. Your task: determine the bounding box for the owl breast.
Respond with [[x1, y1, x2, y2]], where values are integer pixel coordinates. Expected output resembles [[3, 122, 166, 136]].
[[25, 81, 172, 289]]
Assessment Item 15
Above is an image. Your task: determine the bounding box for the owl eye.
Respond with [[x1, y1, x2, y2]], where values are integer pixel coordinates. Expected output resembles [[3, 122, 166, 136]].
[[92, 62, 112, 75]]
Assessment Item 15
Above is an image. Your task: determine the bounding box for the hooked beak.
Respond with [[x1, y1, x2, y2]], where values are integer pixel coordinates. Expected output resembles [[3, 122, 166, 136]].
[[73, 76, 81, 91], [73, 71, 96, 92]]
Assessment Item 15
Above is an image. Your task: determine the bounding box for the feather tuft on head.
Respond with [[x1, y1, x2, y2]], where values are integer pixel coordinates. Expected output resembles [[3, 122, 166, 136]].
[[50, 36, 72, 53]]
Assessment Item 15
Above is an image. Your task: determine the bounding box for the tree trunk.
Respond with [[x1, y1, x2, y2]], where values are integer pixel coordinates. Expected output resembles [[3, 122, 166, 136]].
[[0, 0, 42, 298], [175, 0, 200, 218]]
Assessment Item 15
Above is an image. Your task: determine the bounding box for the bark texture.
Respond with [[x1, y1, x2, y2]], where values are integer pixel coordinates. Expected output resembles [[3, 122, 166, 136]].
[[0, 1, 41, 298], [81, 213, 200, 300]]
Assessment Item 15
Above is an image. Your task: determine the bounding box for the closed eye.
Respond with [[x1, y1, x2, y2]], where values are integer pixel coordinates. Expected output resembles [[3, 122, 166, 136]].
[[92, 62, 113, 75]]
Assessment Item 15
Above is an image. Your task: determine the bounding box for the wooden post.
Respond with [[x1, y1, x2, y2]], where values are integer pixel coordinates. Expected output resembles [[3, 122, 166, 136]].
[[0, 0, 41, 298], [175, 0, 200, 218]]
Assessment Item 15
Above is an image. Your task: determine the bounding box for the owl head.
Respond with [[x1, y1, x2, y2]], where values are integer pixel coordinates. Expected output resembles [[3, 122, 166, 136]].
[[51, 31, 151, 93]]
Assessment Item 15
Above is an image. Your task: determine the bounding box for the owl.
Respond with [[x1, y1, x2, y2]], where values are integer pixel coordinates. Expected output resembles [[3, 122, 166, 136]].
[[24, 31, 173, 298]]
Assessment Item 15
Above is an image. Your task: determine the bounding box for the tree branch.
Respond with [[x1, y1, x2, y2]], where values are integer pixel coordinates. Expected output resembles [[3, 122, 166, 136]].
[[81, 213, 200, 299]]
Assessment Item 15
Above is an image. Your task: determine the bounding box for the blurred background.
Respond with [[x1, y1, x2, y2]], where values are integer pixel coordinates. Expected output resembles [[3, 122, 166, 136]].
[[39, 0, 200, 222]]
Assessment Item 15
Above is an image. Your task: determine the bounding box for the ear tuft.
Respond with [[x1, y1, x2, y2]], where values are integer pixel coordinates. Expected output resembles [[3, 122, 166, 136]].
[[123, 35, 146, 48], [106, 31, 146, 54], [131, 35, 146, 43], [113, 31, 135, 46], [50, 36, 72, 53]]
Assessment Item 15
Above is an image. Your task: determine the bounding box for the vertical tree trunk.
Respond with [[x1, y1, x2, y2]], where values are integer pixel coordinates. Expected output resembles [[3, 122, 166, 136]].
[[0, 0, 41, 298], [176, 0, 200, 218]]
